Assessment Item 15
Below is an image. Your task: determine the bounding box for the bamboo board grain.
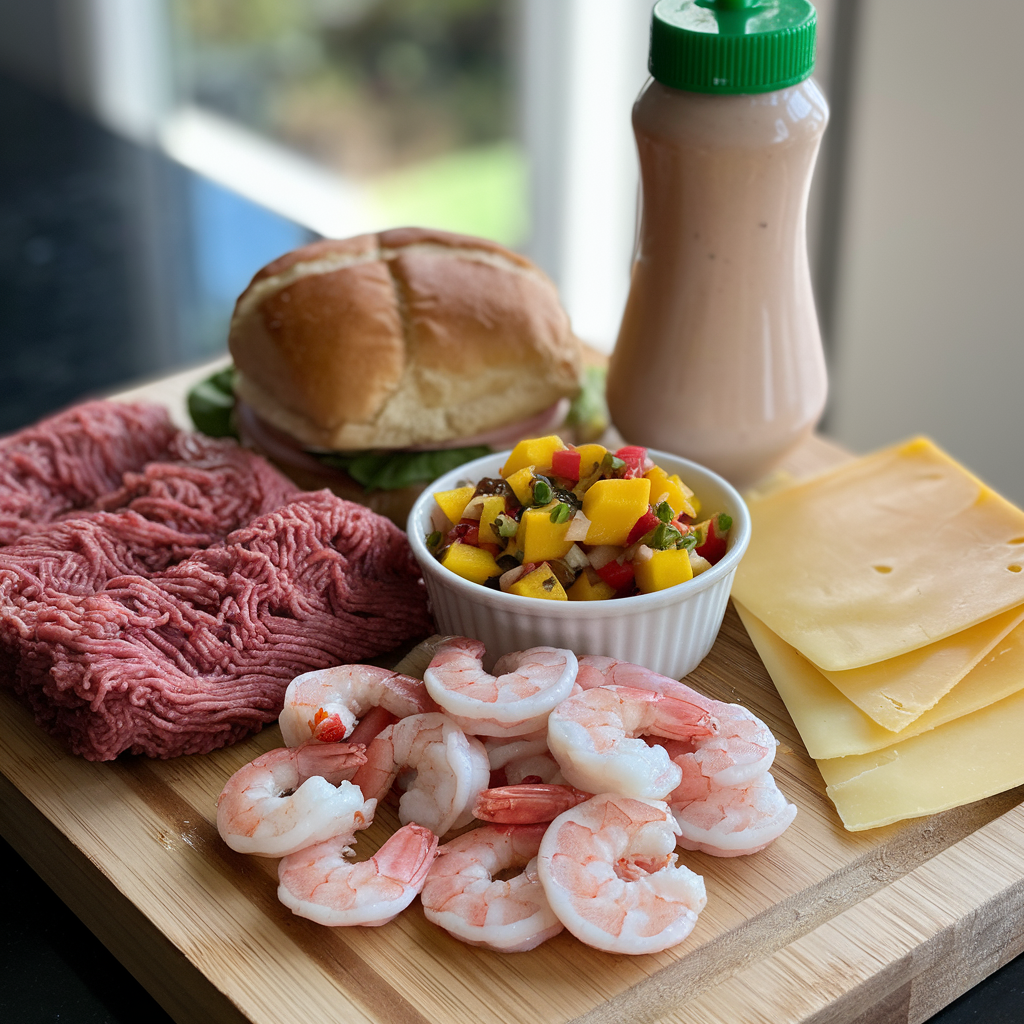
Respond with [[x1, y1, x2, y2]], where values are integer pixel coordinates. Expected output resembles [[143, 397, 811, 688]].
[[1, 364, 1023, 1024]]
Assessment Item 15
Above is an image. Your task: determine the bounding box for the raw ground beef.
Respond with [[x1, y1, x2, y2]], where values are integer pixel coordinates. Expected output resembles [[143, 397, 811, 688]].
[[0, 402, 177, 545], [0, 401, 434, 760]]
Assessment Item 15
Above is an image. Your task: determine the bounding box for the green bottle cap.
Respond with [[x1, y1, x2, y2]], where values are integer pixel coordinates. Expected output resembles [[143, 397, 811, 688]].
[[649, 0, 817, 95]]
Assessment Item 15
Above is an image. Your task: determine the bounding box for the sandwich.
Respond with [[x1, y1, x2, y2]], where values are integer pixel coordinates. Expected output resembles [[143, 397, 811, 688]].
[[199, 227, 587, 524]]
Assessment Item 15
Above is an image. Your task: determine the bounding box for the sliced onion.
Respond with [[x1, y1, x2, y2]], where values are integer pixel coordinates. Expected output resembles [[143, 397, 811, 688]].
[[499, 565, 526, 592], [564, 511, 591, 543], [562, 543, 590, 571], [634, 544, 654, 564], [587, 545, 620, 570], [460, 496, 486, 521], [688, 550, 712, 576]]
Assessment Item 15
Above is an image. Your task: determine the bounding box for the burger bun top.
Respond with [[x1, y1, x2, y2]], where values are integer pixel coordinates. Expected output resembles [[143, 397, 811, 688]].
[[228, 227, 583, 452]]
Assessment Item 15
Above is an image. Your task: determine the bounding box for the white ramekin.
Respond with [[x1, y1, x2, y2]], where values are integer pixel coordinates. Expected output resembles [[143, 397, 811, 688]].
[[406, 448, 750, 680]]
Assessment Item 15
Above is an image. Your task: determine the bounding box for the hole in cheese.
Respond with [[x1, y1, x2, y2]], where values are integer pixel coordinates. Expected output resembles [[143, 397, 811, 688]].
[[1010, 537, 1024, 545], [872, 565, 893, 574], [1009, 565, 1022, 573]]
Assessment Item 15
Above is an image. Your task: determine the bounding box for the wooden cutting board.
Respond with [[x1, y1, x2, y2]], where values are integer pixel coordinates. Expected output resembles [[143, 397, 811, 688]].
[[1, 362, 1022, 1024]]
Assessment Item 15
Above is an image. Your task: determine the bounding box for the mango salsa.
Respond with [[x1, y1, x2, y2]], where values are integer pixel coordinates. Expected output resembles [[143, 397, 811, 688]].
[[567, 572, 616, 601], [501, 435, 566, 478], [505, 466, 536, 506], [427, 436, 730, 602], [582, 478, 651, 546], [634, 548, 694, 594], [433, 485, 476, 524], [518, 505, 575, 564], [508, 563, 567, 600], [441, 541, 500, 585], [645, 466, 697, 519], [478, 495, 508, 545]]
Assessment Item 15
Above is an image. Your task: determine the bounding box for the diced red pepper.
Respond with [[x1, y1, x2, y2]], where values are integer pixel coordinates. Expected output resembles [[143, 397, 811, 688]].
[[447, 519, 480, 547], [695, 515, 729, 564], [626, 508, 660, 546], [551, 447, 582, 482], [595, 558, 635, 591], [615, 445, 648, 479]]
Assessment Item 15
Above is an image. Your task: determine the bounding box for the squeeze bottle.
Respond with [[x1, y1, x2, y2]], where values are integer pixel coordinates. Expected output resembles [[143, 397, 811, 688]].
[[607, 0, 829, 488]]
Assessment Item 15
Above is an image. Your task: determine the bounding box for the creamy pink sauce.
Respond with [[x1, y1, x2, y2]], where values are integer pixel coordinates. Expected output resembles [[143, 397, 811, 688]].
[[608, 79, 829, 489]]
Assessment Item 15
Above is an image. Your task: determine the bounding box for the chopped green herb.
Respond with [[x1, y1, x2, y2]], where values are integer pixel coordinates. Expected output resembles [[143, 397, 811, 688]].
[[426, 531, 442, 550], [495, 514, 520, 539], [602, 453, 626, 474], [655, 501, 674, 523], [717, 513, 733, 531], [549, 503, 572, 524], [532, 476, 553, 506], [679, 533, 698, 551], [651, 523, 683, 550]]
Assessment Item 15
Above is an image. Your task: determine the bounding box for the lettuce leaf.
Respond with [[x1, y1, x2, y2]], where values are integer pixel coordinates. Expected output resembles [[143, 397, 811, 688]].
[[187, 366, 238, 438], [188, 364, 489, 490], [315, 447, 491, 491]]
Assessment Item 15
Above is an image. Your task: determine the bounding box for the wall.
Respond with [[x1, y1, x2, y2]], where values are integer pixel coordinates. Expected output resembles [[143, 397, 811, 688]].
[[826, 0, 1024, 504]]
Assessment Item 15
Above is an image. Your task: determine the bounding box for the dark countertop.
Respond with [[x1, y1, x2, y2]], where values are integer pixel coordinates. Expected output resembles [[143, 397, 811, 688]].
[[0, 72, 1022, 1024]]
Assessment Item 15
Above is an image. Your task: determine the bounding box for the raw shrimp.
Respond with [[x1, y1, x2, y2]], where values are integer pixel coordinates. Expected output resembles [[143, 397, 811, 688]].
[[279, 664, 438, 747], [216, 743, 372, 857], [537, 793, 707, 955], [353, 713, 490, 836], [421, 823, 563, 952], [482, 731, 563, 786], [670, 772, 797, 857], [577, 655, 778, 789], [546, 685, 717, 800], [277, 822, 439, 927], [473, 783, 592, 825], [424, 636, 578, 737]]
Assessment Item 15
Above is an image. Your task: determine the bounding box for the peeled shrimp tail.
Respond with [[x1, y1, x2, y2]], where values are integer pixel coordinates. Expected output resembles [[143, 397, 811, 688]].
[[421, 823, 563, 953], [424, 637, 579, 737], [575, 655, 778, 788], [352, 713, 490, 836], [278, 823, 439, 928], [280, 664, 439, 747], [670, 772, 797, 857], [215, 742, 373, 858], [537, 793, 707, 955], [547, 685, 716, 800], [473, 784, 593, 824]]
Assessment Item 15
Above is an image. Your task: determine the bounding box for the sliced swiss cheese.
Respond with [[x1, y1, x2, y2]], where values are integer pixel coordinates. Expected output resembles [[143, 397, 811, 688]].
[[818, 604, 1024, 731], [732, 437, 1024, 671], [816, 688, 1024, 831], [735, 599, 1024, 760]]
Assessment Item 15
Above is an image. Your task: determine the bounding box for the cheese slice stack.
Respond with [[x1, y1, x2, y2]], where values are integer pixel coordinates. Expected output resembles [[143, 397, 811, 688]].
[[732, 438, 1024, 830]]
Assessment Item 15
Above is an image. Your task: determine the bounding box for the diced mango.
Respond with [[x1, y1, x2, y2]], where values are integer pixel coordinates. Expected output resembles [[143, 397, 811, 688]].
[[441, 541, 501, 585], [582, 478, 652, 546], [501, 436, 566, 478], [434, 485, 476, 524], [567, 572, 616, 601], [505, 466, 536, 506], [508, 563, 567, 600], [645, 466, 697, 518], [634, 548, 694, 594], [575, 443, 608, 479], [517, 505, 574, 564], [478, 495, 508, 545], [670, 473, 700, 517]]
